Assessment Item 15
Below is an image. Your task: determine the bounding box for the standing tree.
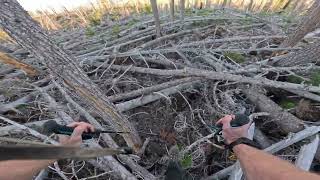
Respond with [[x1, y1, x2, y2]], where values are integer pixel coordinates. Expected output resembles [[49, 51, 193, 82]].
[[206, 0, 211, 8], [0, 0, 142, 151], [170, 0, 175, 22], [180, 0, 185, 22], [280, 0, 320, 48], [150, 0, 161, 37]]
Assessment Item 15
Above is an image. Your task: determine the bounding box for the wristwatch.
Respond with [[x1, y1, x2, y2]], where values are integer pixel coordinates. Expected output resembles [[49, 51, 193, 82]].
[[226, 137, 261, 151]]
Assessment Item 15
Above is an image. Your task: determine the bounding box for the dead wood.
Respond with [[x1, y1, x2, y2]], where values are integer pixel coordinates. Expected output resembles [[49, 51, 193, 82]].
[[0, 52, 38, 76], [0, 0, 141, 151], [109, 64, 320, 93], [280, 0, 320, 48], [108, 77, 199, 102], [242, 88, 304, 133], [150, 0, 161, 37]]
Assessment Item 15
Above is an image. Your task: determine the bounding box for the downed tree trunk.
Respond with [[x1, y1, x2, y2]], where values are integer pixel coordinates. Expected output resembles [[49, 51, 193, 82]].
[[280, 0, 320, 48], [0, 52, 38, 76], [243, 88, 320, 160], [273, 40, 320, 67], [109, 64, 320, 93], [0, 0, 141, 151], [242, 88, 304, 133]]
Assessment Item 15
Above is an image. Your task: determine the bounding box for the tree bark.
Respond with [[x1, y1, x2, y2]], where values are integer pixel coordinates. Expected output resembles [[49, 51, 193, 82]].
[[243, 88, 304, 133], [150, 0, 161, 37], [0, 0, 142, 151], [170, 0, 175, 22], [180, 0, 185, 22], [273, 40, 320, 66], [0, 52, 38, 76], [280, 0, 320, 48]]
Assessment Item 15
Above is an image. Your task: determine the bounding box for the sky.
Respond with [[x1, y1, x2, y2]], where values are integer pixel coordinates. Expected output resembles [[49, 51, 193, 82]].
[[17, 0, 97, 12]]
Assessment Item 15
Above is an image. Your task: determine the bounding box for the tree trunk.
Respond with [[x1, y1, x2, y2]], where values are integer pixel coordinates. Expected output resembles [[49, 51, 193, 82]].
[[150, 0, 161, 37], [180, 0, 185, 22], [280, 0, 320, 48], [273, 40, 320, 67], [0, 0, 142, 151], [206, 0, 211, 8], [0, 52, 38, 76], [170, 0, 175, 22], [243, 88, 304, 133]]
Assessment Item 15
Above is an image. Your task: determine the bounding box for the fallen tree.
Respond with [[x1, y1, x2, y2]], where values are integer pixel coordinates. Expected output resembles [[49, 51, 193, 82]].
[[0, 0, 141, 151]]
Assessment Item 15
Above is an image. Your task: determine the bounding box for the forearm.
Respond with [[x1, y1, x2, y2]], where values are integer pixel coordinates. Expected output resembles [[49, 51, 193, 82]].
[[233, 144, 320, 180], [0, 160, 55, 180]]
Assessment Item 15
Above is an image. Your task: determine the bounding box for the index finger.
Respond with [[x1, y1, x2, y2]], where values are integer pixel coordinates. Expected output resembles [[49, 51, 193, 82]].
[[216, 115, 234, 125]]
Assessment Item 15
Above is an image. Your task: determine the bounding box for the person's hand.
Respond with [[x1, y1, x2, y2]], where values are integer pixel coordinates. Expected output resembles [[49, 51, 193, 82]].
[[216, 115, 251, 145], [58, 122, 95, 146]]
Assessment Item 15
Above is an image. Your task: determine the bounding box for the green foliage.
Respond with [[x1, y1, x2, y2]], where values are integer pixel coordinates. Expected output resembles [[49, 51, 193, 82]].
[[85, 26, 95, 37], [126, 18, 139, 28], [185, 8, 193, 16], [88, 10, 102, 26], [143, 4, 152, 14], [112, 25, 120, 36], [180, 154, 192, 169], [279, 99, 296, 109], [224, 52, 245, 63], [110, 13, 120, 21], [191, 20, 210, 27], [16, 104, 28, 110], [309, 71, 320, 86], [287, 75, 304, 84], [196, 9, 213, 16], [177, 144, 184, 151]]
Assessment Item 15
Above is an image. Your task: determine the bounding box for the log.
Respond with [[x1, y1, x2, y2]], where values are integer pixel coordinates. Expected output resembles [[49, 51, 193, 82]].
[[54, 82, 157, 180], [108, 77, 199, 102], [0, 0, 141, 151], [109, 64, 320, 93], [280, 0, 320, 48], [242, 88, 304, 133], [273, 41, 320, 67], [295, 135, 319, 171], [0, 52, 38, 76], [38, 86, 141, 180]]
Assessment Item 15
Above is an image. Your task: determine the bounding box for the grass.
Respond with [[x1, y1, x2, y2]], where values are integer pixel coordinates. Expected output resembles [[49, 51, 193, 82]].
[[180, 154, 192, 169], [85, 26, 95, 37], [279, 99, 296, 109], [224, 52, 246, 63], [111, 24, 121, 36], [309, 71, 320, 86]]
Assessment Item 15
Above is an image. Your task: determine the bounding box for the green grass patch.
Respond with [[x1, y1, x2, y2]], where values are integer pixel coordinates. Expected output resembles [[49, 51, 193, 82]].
[[185, 8, 193, 16], [279, 99, 296, 109], [16, 104, 28, 110], [196, 9, 213, 16], [111, 24, 120, 36], [143, 4, 152, 14], [309, 71, 320, 86], [224, 52, 245, 63], [126, 18, 139, 28], [85, 26, 95, 37], [180, 154, 192, 169], [88, 10, 102, 26], [287, 75, 304, 84]]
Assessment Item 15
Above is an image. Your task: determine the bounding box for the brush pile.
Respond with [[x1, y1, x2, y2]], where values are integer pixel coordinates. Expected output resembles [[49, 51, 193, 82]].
[[1, 5, 320, 180]]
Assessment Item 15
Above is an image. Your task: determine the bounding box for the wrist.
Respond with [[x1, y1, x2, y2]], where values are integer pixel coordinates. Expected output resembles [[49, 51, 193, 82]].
[[232, 143, 246, 152], [226, 137, 261, 152]]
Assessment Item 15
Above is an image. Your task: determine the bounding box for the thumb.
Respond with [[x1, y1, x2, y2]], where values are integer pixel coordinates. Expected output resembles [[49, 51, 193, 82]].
[[71, 126, 85, 138]]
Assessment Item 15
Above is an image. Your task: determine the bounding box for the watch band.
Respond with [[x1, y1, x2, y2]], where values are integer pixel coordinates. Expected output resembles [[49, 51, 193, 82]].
[[226, 137, 261, 151]]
